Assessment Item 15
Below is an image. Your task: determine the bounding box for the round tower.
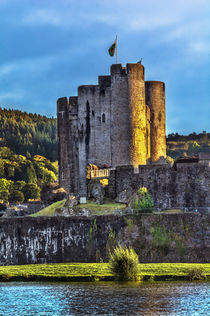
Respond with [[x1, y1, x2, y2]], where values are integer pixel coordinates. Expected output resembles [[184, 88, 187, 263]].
[[127, 63, 147, 166], [145, 81, 166, 163]]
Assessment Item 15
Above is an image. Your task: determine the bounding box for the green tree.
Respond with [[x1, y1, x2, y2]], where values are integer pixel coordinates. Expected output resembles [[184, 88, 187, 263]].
[[0, 190, 9, 203], [187, 141, 200, 156], [9, 190, 24, 204], [13, 181, 26, 192], [23, 183, 40, 200], [25, 163, 37, 183], [0, 178, 13, 192]]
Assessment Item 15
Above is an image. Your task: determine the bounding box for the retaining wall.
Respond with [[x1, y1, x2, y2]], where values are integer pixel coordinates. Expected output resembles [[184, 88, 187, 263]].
[[0, 214, 209, 265]]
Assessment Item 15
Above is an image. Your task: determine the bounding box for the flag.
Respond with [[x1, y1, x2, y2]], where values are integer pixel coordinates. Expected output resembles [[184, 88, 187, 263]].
[[108, 39, 116, 56]]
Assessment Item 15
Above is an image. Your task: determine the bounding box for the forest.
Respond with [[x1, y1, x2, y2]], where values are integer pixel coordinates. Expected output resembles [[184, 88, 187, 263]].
[[0, 107, 57, 162]]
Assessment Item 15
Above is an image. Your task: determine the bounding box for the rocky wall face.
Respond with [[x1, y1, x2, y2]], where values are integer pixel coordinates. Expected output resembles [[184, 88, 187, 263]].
[[0, 213, 209, 265]]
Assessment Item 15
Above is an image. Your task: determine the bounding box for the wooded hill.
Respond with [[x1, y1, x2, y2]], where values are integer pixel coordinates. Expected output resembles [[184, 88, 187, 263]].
[[167, 132, 210, 159], [0, 107, 57, 162], [0, 147, 58, 203]]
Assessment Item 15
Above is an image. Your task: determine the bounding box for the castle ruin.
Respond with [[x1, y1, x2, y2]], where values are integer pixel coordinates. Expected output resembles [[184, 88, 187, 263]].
[[57, 62, 166, 200]]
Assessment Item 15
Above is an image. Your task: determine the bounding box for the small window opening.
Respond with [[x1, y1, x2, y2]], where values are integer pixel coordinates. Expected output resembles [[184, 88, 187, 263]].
[[92, 110, 95, 117], [102, 113, 105, 123]]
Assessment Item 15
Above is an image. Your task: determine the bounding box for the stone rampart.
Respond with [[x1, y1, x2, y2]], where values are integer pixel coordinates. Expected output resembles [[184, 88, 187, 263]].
[[0, 214, 209, 265], [108, 164, 210, 210]]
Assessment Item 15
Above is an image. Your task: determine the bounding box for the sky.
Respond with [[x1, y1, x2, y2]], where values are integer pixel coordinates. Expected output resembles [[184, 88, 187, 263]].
[[0, 0, 209, 135]]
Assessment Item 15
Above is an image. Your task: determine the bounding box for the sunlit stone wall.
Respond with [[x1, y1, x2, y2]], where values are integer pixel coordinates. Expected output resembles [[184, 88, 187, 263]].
[[145, 81, 166, 162]]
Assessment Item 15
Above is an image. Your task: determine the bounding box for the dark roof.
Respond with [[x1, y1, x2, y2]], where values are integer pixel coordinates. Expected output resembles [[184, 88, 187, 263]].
[[175, 156, 199, 163]]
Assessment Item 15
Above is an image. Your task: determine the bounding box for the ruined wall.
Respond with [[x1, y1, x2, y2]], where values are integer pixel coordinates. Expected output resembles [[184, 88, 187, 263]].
[[109, 164, 210, 209], [0, 214, 209, 265], [57, 97, 71, 192], [77, 85, 99, 197], [77, 81, 112, 197]]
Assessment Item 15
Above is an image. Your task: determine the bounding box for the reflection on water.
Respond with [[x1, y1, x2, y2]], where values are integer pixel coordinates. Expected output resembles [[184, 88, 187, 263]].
[[0, 281, 209, 315]]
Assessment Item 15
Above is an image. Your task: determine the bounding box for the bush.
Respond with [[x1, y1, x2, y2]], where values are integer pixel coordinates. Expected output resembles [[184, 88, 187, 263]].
[[187, 268, 206, 281], [131, 187, 154, 212], [109, 246, 139, 281]]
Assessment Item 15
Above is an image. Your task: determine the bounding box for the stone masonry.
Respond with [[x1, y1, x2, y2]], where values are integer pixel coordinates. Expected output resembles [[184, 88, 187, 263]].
[[0, 214, 209, 265], [57, 63, 166, 198]]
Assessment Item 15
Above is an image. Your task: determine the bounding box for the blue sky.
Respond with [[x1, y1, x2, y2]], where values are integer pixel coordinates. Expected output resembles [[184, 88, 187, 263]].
[[0, 0, 209, 134]]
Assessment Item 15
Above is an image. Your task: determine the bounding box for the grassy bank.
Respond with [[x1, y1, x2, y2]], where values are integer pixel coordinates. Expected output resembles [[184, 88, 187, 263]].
[[30, 199, 127, 217], [0, 263, 209, 282]]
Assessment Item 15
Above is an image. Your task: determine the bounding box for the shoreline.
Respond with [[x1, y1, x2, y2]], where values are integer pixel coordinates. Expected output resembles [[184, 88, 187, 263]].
[[0, 263, 209, 282]]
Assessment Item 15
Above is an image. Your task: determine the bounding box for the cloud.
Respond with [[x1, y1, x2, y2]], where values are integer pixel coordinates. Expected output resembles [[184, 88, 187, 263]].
[[0, 89, 25, 102], [22, 9, 61, 26], [0, 55, 56, 79], [0, 64, 17, 78]]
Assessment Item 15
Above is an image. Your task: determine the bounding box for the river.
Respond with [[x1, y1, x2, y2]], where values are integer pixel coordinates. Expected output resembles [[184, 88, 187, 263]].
[[0, 281, 209, 315]]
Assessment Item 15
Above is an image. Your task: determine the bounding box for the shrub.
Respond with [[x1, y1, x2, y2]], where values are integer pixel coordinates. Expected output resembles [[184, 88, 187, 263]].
[[187, 268, 206, 281], [131, 187, 154, 212], [109, 246, 139, 281]]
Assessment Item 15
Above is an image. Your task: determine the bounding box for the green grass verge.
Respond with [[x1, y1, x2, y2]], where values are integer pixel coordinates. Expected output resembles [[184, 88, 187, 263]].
[[154, 209, 185, 214], [77, 200, 127, 215], [30, 199, 126, 217], [30, 200, 66, 217], [0, 263, 209, 282]]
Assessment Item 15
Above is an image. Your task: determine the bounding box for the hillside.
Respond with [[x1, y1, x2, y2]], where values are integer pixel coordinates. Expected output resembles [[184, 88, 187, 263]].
[[0, 107, 57, 161], [0, 147, 58, 203], [166, 132, 210, 159]]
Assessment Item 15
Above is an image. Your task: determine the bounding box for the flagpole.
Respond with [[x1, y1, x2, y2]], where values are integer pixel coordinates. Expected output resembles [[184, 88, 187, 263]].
[[116, 35, 118, 64]]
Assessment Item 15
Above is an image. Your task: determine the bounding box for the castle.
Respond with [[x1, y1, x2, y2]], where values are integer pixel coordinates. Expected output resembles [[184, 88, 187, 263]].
[[57, 62, 166, 200]]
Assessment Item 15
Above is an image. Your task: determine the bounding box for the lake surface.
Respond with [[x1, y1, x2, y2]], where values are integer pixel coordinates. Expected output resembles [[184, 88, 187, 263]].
[[0, 281, 209, 315]]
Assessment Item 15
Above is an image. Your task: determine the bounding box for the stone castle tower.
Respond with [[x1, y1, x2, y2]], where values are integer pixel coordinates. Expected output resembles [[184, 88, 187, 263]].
[[57, 63, 166, 199]]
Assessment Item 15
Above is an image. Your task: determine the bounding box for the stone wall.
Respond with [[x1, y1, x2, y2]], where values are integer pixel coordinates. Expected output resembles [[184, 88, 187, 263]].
[[108, 164, 210, 210], [0, 214, 209, 265]]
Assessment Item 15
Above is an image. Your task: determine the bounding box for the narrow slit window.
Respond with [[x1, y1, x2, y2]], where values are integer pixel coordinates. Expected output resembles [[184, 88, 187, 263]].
[[102, 113, 105, 123]]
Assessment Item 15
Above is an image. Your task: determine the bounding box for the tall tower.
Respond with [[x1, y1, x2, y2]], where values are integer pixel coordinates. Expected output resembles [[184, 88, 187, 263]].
[[145, 81, 166, 162], [110, 63, 147, 167], [127, 63, 147, 166]]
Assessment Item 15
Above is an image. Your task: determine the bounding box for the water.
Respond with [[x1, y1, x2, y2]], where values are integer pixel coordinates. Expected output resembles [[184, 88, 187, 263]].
[[0, 281, 209, 315]]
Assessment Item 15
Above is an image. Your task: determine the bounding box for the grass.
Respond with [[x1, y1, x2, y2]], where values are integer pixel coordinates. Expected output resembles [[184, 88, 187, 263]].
[[30, 200, 66, 217], [77, 199, 127, 215], [0, 263, 209, 282], [154, 209, 185, 214], [30, 199, 127, 217]]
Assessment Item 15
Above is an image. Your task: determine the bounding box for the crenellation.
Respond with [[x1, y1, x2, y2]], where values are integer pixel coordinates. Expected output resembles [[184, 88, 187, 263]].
[[98, 75, 111, 88]]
